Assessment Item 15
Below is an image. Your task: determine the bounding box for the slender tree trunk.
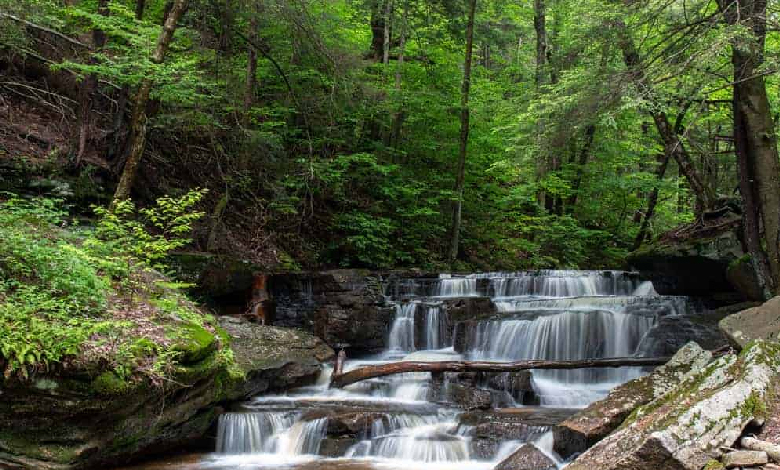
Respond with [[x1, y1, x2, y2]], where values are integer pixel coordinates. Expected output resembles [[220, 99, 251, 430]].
[[389, 0, 408, 149], [370, 0, 385, 61], [382, 0, 393, 65], [718, 0, 780, 295], [448, 0, 477, 263], [75, 0, 109, 166], [566, 124, 596, 210], [633, 153, 671, 250], [112, 0, 188, 205], [135, 0, 145, 20], [244, 15, 259, 118], [534, 0, 550, 211]]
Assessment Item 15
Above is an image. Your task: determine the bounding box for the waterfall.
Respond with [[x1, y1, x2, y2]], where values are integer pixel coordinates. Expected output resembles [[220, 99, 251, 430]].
[[351, 422, 470, 463], [466, 309, 655, 406], [388, 302, 416, 352], [216, 412, 297, 454], [424, 305, 447, 350], [436, 278, 477, 297]]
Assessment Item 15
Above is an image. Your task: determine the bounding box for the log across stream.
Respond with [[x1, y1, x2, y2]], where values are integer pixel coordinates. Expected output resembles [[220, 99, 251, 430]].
[[330, 356, 672, 388]]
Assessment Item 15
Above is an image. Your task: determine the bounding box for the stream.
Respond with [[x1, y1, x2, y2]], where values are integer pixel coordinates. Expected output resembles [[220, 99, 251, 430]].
[[120, 270, 693, 470]]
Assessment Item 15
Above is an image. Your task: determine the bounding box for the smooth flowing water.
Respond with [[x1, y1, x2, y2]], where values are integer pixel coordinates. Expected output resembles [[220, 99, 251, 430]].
[[146, 271, 692, 470]]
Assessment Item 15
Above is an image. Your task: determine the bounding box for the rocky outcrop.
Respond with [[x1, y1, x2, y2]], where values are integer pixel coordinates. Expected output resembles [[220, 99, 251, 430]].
[[270, 270, 395, 353], [566, 341, 780, 470], [719, 297, 780, 349], [494, 444, 556, 470], [0, 320, 333, 470], [628, 220, 763, 301], [553, 342, 712, 458], [219, 318, 334, 399]]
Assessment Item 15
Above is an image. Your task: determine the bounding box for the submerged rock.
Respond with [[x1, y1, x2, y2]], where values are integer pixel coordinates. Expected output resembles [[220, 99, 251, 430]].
[[566, 340, 780, 470], [553, 342, 712, 458], [494, 444, 556, 470], [719, 296, 780, 349]]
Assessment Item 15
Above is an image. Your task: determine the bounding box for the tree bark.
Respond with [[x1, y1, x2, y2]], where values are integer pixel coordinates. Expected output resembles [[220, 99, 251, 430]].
[[135, 0, 146, 20], [534, 0, 549, 210], [112, 0, 188, 206], [382, 0, 393, 65], [75, 0, 109, 166], [448, 0, 477, 263], [331, 356, 671, 388], [718, 0, 780, 296]]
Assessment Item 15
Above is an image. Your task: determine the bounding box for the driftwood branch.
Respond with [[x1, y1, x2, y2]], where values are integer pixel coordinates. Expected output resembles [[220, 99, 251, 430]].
[[330, 357, 671, 388]]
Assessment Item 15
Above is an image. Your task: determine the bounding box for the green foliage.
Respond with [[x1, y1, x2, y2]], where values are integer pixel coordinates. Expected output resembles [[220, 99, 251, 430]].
[[86, 189, 208, 272], [0, 194, 221, 386]]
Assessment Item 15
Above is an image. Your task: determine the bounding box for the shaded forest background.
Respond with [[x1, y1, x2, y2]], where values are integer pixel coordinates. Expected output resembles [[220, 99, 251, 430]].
[[0, 0, 778, 285]]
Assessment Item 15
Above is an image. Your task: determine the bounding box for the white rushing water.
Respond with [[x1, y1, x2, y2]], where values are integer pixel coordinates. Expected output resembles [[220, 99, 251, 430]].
[[212, 270, 688, 469]]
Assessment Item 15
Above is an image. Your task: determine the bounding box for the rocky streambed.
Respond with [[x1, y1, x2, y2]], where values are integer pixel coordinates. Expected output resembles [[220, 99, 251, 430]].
[[3, 268, 780, 470]]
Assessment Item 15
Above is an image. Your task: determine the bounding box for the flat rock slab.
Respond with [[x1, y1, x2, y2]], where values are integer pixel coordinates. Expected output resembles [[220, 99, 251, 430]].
[[494, 444, 556, 470], [566, 341, 780, 470], [720, 296, 780, 348], [553, 342, 712, 458], [721, 450, 768, 468]]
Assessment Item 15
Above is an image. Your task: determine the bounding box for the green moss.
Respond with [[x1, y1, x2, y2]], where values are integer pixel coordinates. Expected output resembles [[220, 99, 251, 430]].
[[171, 323, 216, 364], [91, 371, 131, 396], [0, 430, 81, 464], [703, 459, 725, 470]]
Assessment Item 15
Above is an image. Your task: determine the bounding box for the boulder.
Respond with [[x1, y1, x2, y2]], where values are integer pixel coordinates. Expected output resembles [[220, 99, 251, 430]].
[[494, 444, 556, 470], [566, 341, 780, 470], [218, 317, 334, 399], [721, 450, 768, 468], [719, 297, 780, 349], [553, 342, 712, 458]]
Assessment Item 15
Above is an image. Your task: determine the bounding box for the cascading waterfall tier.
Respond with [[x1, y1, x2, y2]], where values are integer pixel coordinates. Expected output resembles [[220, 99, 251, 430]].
[[211, 270, 693, 469]]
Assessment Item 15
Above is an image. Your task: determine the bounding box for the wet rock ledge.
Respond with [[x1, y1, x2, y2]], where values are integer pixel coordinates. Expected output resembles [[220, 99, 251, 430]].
[[0, 319, 333, 470]]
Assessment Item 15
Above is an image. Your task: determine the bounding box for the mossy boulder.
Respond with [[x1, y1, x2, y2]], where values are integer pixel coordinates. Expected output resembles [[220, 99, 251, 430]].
[[553, 342, 713, 458], [219, 317, 334, 399], [566, 340, 780, 470]]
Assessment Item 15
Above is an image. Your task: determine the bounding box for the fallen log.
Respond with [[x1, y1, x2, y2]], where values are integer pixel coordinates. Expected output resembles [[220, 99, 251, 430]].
[[330, 357, 671, 388], [741, 437, 780, 463]]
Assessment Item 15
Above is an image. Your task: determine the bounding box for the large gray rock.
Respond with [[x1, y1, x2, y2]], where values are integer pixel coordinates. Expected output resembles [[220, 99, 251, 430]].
[[219, 317, 334, 399], [566, 340, 780, 470], [553, 343, 712, 458], [719, 297, 780, 349], [721, 450, 768, 468], [494, 444, 556, 470]]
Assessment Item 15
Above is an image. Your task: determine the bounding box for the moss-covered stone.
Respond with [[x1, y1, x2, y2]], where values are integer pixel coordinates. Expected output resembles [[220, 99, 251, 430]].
[[91, 371, 131, 396], [171, 323, 217, 364]]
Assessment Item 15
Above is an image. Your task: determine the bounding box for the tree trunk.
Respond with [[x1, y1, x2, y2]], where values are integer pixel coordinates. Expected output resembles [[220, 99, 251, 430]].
[[112, 0, 188, 205], [244, 15, 259, 118], [389, 0, 408, 149], [135, 0, 145, 20], [534, 0, 548, 210], [448, 0, 477, 263], [382, 0, 393, 65], [331, 356, 671, 388], [566, 124, 596, 210], [370, 1, 385, 61], [75, 0, 109, 166], [633, 153, 671, 250], [616, 22, 712, 216], [718, 0, 780, 296]]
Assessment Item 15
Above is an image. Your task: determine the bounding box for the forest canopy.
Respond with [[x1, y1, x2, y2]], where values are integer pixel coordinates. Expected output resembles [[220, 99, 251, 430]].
[[1, 0, 779, 294]]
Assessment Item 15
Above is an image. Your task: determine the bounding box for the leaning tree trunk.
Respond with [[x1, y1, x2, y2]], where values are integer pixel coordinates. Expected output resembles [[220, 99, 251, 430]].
[[615, 22, 712, 216], [388, 0, 408, 150], [718, 0, 780, 296], [533, 0, 549, 210], [566, 124, 596, 210], [112, 0, 188, 206], [448, 0, 477, 263]]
